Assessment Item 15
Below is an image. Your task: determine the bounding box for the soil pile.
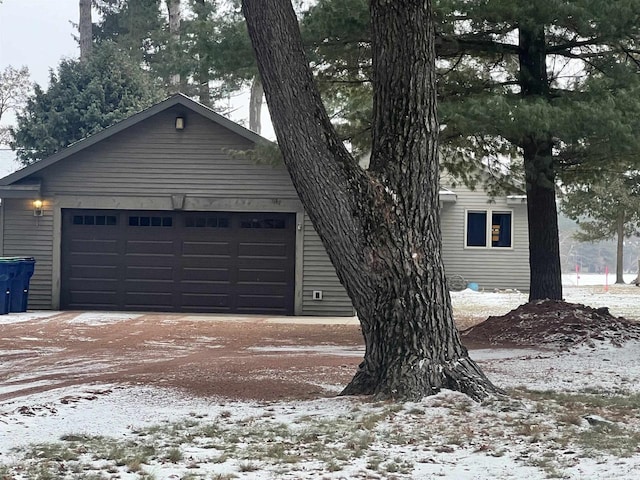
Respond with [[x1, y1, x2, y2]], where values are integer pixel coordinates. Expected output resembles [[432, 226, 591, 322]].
[[461, 299, 640, 348]]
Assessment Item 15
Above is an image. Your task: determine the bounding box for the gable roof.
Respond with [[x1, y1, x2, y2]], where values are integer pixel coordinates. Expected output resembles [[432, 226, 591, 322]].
[[0, 93, 268, 187]]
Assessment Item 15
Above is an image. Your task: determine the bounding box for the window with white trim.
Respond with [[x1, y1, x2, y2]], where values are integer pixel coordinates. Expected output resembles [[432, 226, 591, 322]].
[[465, 210, 512, 248]]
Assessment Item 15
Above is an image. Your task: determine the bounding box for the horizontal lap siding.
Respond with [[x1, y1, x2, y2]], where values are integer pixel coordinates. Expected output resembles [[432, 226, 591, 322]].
[[302, 214, 354, 316], [4, 106, 355, 314], [2, 198, 54, 309], [41, 107, 299, 199], [440, 182, 530, 292]]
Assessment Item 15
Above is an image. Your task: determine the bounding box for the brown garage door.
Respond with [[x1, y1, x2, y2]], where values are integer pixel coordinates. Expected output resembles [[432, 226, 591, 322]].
[[61, 210, 296, 314]]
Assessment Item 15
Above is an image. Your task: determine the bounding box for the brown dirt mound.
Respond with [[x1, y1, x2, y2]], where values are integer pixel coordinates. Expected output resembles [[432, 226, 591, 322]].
[[461, 299, 640, 348]]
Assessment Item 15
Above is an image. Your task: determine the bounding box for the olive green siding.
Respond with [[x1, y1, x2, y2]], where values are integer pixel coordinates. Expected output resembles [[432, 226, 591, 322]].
[[302, 214, 354, 315], [440, 181, 530, 292], [1, 198, 54, 309], [0, 104, 354, 315], [0, 97, 530, 315]]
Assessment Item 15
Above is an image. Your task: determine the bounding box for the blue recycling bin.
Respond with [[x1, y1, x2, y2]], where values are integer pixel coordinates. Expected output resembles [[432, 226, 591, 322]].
[[0, 258, 20, 315], [9, 257, 35, 313]]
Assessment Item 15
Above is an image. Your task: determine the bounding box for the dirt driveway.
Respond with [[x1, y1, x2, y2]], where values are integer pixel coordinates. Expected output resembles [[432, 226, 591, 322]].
[[1, 312, 368, 403]]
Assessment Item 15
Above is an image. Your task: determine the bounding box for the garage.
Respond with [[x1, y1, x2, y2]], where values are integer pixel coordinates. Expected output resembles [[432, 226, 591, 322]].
[[61, 209, 296, 314]]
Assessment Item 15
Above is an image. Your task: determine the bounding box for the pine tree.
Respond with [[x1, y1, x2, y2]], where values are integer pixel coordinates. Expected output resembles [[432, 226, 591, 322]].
[[297, 0, 640, 300], [11, 43, 164, 164], [561, 172, 640, 284], [242, 0, 499, 400]]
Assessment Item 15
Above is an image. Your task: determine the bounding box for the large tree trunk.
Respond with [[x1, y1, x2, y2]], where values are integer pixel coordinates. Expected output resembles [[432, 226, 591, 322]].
[[166, 0, 181, 90], [249, 76, 263, 134], [519, 25, 563, 301], [241, 0, 499, 401], [615, 212, 625, 284], [193, 0, 212, 106], [79, 0, 92, 62]]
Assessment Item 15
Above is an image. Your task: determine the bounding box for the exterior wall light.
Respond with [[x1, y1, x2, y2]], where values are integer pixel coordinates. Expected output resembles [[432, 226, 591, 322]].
[[175, 116, 185, 130], [33, 199, 44, 217]]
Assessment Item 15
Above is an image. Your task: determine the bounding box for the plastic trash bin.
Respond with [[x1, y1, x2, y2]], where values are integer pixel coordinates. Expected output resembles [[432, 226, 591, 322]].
[[9, 257, 35, 313], [0, 258, 20, 315]]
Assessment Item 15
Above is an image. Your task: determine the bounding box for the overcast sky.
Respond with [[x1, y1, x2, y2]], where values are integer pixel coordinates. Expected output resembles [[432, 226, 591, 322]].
[[0, 0, 270, 175], [0, 0, 80, 172], [0, 0, 80, 87]]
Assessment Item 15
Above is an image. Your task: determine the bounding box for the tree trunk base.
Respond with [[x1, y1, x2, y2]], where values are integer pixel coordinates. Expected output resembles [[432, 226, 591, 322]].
[[340, 355, 503, 402]]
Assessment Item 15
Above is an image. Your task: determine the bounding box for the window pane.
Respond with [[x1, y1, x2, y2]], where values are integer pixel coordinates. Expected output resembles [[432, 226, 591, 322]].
[[467, 212, 487, 247], [491, 212, 512, 247]]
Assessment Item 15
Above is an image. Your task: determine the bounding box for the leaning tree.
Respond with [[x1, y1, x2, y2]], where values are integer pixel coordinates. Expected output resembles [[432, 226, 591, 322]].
[[241, 0, 499, 400]]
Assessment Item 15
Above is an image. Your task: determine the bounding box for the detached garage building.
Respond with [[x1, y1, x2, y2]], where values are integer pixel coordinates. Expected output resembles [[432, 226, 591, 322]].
[[0, 94, 354, 316]]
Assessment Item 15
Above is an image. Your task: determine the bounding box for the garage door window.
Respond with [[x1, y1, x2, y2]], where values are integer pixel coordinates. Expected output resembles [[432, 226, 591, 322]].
[[128, 216, 173, 227], [73, 215, 117, 226], [241, 218, 286, 229], [185, 216, 230, 228]]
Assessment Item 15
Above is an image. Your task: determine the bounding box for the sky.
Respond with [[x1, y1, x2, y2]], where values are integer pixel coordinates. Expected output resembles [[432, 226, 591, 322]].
[[0, 0, 80, 88], [0, 0, 271, 176], [0, 0, 82, 174]]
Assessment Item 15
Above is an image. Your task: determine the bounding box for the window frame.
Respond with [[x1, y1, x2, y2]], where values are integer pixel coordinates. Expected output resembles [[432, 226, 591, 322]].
[[464, 208, 514, 250]]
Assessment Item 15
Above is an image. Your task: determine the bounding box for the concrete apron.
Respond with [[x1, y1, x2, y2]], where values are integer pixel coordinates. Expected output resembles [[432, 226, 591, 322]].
[[1, 310, 360, 326]]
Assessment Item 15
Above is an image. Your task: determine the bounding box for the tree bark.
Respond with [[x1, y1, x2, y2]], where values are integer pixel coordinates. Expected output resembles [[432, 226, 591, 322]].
[[166, 0, 181, 90], [249, 76, 263, 134], [519, 24, 563, 301], [241, 0, 499, 401], [615, 212, 625, 284], [193, 0, 212, 106], [79, 0, 92, 62]]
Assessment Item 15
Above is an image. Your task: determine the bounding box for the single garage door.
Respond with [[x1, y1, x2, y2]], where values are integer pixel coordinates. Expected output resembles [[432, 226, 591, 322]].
[[61, 210, 296, 314]]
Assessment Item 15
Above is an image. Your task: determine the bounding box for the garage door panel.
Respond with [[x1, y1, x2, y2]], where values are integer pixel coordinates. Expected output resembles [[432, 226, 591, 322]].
[[66, 253, 121, 267], [182, 267, 231, 283], [66, 290, 118, 308], [62, 210, 295, 314], [68, 239, 119, 254], [238, 242, 289, 259], [125, 265, 174, 281], [181, 293, 231, 309], [69, 265, 118, 280], [236, 294, 288, 314], [182, 241, 232, 257], [125, 239, 175, 255], [124, 291, 173, 308], [237, 268, 287, 284]]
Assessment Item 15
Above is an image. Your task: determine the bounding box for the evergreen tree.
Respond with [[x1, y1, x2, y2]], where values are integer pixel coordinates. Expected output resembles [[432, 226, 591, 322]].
[[242, 0, 498, 400], [297, 0, 640, 301], [11, 43, 164, 164], [561, 172, 640, 284]]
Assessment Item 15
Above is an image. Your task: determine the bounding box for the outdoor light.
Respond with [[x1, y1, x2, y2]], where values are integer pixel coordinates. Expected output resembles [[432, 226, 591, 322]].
[[33, 200, 44, 217], [175, 116, 185, 130]]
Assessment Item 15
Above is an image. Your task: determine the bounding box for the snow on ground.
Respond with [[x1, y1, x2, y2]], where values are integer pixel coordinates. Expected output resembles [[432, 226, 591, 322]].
[[451, 274, 640, 322], [2, 283, 640, 479]]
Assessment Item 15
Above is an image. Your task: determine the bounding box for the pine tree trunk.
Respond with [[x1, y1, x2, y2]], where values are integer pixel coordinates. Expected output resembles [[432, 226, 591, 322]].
[[241, 0, 500, 401], [167, 0, 181, 90], [79, 0, 92, 62], [193, 0, 211, 106], [615, 212, 625, 284], [249, 76, 263, 134], [519, 25, 563, 301]]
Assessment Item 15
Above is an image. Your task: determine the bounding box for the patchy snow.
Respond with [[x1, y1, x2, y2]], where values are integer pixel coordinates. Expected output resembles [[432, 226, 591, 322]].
[[451, 281, 640, 322], [0, 311, 63, 325], [2, 286, 640, 479], [66, 312, 143, 325], [247, 345, 366, 356]]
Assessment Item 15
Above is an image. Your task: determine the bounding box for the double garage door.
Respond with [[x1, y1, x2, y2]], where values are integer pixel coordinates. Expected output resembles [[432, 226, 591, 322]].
[[61, 210, 296, 314]]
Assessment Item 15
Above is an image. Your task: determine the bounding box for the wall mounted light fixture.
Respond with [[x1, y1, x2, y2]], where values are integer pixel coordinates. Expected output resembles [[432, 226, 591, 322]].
[[175, 116, 185, 130], [33, 199, 44, 217]]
